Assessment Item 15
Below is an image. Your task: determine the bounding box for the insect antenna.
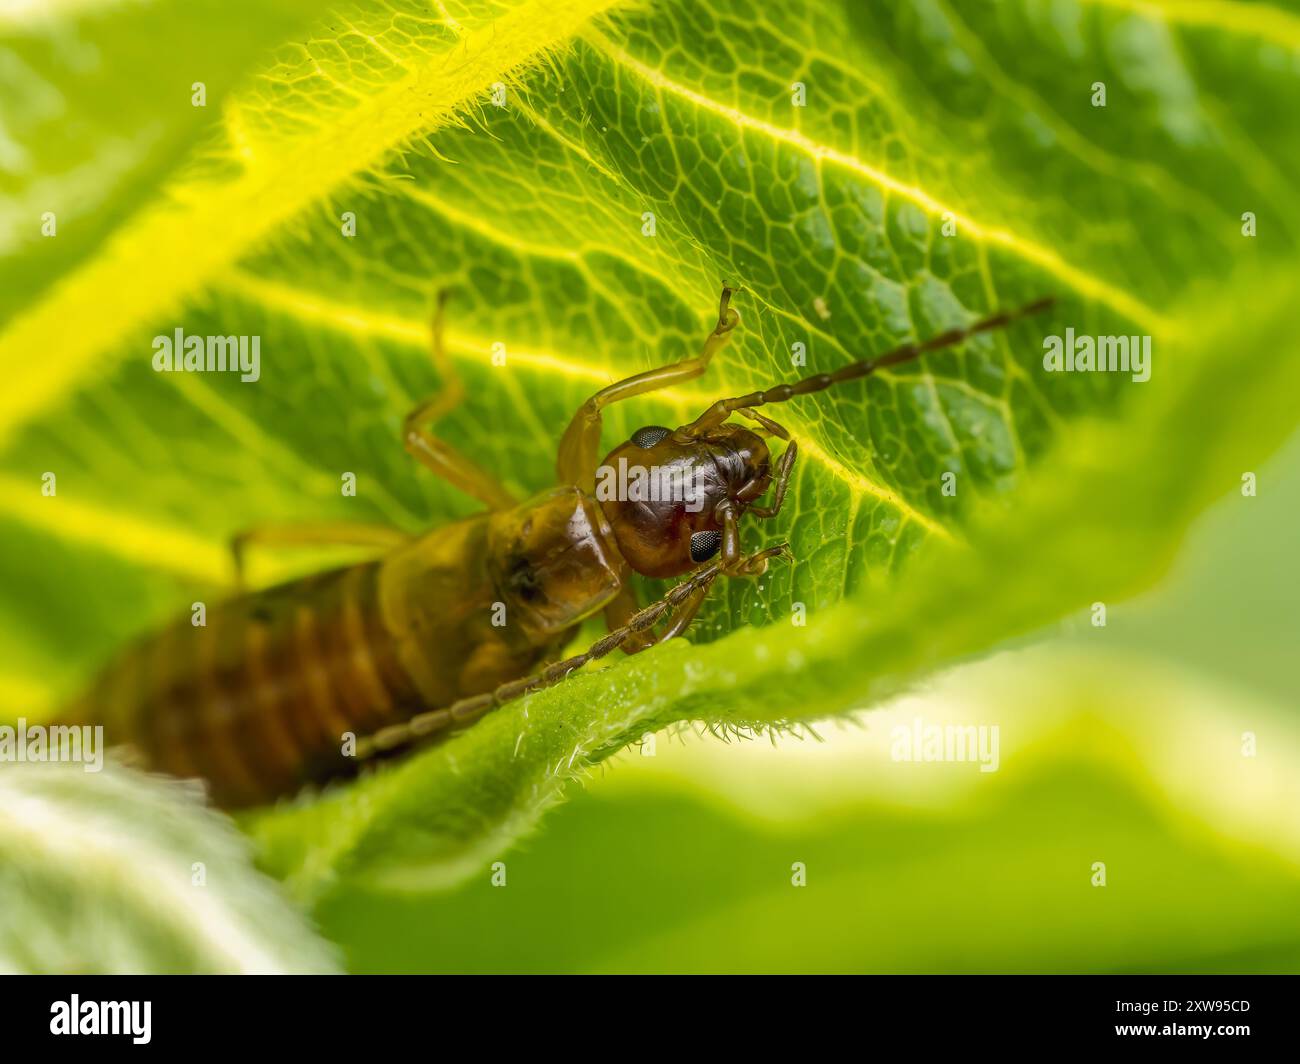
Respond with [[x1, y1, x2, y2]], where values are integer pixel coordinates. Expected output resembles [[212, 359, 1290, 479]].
[[354, 545, 783, 762], [683, 296, 1055, 431]]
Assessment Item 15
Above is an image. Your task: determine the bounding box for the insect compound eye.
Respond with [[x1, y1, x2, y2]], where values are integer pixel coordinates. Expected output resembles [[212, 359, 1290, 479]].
[[629, 425, 672, 449], [689, 530, 723, 563]]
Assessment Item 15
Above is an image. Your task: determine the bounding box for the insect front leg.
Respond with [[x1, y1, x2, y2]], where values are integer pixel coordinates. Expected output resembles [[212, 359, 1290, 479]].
[[404, 290, 516, 509], [556, 284, 740, 492], [736, 409, 798, 520], [717, 503, 791, 577]]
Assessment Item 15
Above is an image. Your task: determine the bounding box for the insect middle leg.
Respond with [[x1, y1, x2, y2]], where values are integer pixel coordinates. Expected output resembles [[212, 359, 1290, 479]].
[[556, 284, 740, 492], [403, 290, 516, 510], [229, 294, 515, 587]]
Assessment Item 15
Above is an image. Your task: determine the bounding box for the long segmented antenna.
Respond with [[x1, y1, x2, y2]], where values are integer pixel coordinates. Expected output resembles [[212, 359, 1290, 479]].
[[683, 296, 1055, 433], [354, 543, 790, 761]]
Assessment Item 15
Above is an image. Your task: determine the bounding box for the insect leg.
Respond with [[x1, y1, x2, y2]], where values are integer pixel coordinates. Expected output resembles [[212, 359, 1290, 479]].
[[731, 408, 798, 519], [749, 443, 798, 519], [717, 504, 792, 577], [354, 544, 788, 761], [404, 290, 516, 509], [736, 407, 790, 440], [229, 523, 411, 589], [556, 284, 740, 491]]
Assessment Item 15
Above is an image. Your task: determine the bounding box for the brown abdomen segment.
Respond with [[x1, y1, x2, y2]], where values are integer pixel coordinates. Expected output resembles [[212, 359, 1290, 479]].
[[68, 562, 424, 808]]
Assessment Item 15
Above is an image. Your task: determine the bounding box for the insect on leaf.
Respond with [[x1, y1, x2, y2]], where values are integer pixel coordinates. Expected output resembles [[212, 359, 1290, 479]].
[[0, 0, 1297, 902]]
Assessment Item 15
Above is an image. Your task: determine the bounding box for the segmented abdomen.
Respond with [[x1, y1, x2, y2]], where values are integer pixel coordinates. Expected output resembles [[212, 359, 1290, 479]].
[[68, 562, 424, 808]]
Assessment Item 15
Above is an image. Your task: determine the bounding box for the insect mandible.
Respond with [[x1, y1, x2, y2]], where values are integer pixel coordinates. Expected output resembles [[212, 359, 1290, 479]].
[[60, 286, 1052, 807]]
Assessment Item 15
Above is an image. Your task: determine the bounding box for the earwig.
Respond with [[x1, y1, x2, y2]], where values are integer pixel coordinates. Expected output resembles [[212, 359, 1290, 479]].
[[60, 287, 1053, 808]]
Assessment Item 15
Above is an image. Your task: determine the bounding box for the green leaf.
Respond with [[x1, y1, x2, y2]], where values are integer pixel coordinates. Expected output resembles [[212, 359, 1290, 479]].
[[0, 0, 1297, 903], [312, 646, 1300, 973], [0, 761, 339, 973]]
